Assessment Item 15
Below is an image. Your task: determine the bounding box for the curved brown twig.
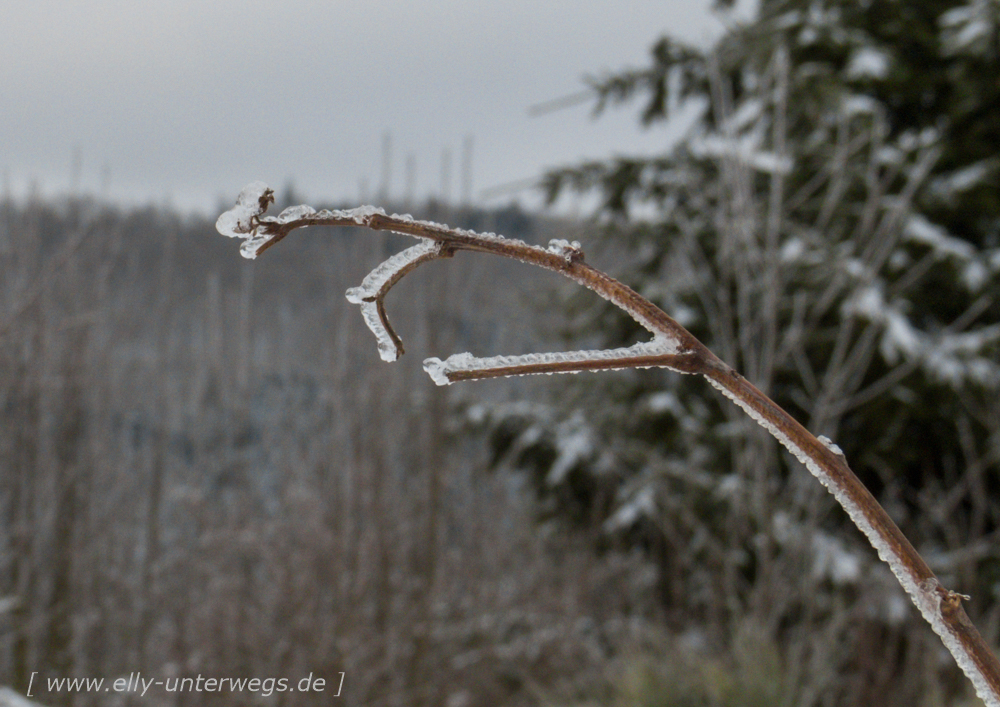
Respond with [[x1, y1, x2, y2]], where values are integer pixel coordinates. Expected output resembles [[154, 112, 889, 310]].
[[217, 183, 1000, 706]]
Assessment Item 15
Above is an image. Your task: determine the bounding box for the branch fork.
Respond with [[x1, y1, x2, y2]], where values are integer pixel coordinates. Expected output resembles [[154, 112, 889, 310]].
[[218, 183, 1000, 706]]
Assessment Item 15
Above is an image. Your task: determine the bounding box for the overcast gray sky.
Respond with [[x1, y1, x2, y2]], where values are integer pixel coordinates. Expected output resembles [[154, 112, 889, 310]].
[[2, 1, 727, 215]]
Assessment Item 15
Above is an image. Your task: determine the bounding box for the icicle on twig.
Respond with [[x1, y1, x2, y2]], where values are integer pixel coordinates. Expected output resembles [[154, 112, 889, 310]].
[[216, 183, 1000, 706]]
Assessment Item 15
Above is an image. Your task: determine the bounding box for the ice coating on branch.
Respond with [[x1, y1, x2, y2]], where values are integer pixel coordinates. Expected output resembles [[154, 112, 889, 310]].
[[547, 239, 583, 262], [216, 181, 272, 238], [424, 354, 469, 386], [705, 376, 998, 705], [238, 234, 271, 260], [276, 204, 316, 222], [346, 238, 442, 304], [423, 338, 676, 386], [215, 182, 277, 260], [817, 435, 844, 457], [268, 204, 386, 227], [345, 239, 443, 362], [367, 213, 533, 253], [346, 204, 385, 223], [354, 302, 397, 362]]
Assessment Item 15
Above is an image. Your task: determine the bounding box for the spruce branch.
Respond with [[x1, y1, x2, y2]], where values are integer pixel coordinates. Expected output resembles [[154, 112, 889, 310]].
[[217, 182, 1000, 706]]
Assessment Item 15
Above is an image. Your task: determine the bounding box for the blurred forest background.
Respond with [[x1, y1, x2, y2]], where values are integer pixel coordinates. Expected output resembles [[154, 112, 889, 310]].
[[3, 0, 1000, 706]]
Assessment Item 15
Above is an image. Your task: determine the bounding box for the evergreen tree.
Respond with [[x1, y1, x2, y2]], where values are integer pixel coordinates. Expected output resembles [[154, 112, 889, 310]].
[[475, 1, 1000, 702]]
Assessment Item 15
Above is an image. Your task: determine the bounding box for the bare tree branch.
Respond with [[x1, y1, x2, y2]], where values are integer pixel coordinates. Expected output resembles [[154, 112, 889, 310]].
[[217, 182, 1000, 706]]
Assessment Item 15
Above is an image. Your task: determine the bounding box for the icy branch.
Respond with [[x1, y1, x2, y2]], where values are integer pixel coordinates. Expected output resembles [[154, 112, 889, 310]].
[[424, 338, 678, 386], [216, 183, 1000, 706], [216, 182, 706, 383], [345, 239, 444, 361]]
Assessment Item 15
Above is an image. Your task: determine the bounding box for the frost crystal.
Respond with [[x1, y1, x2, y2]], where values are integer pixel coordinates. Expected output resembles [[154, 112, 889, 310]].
[[215, 182, 277, 260], [422, 339, 677, 386], [346, 204, 385, 224], [271, 204, 386, 227], [346, 238, 441, 305], [217, 184, 397, 261], [423, 356, 455, 386], [276, 204, 316, 222], [345, 239, 442, 362], [238, 235, 271, 260], [817, 435, 844, 457], [547, 239, 583, 261], [216, 181, 271, 238], [349, 301, 393, 362]]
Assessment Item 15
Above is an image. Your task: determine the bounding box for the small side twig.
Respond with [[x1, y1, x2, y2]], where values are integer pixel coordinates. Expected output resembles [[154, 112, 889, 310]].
[[217, 182, 1000, 706]]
